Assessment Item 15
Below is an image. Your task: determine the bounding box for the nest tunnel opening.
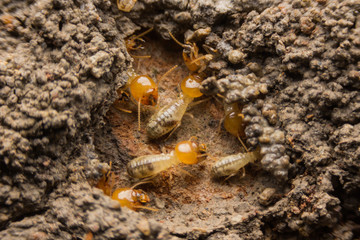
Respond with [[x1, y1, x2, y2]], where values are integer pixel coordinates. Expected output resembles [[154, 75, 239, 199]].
[[94, 28, 285, 235]]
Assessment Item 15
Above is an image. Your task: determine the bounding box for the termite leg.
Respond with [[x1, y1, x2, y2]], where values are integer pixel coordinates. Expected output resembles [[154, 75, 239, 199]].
[[217, 117, 224, 134], [164, 121, 182, 141], [239, 168, 246, 179], [189, 55, 210, 65], [177, 167, 195, 178], [184, 112, 194, 119], [223, 173, 237, 183]]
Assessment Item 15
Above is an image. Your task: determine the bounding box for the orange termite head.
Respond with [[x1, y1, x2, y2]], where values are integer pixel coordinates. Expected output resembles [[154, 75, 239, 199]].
[[175, 136, 207, 165], [181, 74, 203, 98], [129, 75, 158, 106]]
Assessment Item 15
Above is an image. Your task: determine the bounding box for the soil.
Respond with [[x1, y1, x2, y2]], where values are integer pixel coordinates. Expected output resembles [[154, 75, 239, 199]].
[[0, 0, 359, 239]]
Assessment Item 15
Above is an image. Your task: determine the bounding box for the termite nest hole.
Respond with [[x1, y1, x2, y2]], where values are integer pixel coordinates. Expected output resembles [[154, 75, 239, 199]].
[[92, 27, 289, 231]]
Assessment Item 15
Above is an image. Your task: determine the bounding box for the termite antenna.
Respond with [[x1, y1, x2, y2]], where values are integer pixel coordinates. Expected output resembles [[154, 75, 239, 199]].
[[130, 180, 153, 189], [158, 65, 178, 82], [168, 31, 188, 48], [131, 27, 154, 41], [126, 27, 154, 51], [131, 54, 151, 59]]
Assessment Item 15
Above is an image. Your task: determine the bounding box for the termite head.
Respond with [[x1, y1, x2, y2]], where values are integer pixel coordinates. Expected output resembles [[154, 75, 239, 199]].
[[181, 74, 203, 98], [175, 136, 207, 165], [129, 75, 158, 106]]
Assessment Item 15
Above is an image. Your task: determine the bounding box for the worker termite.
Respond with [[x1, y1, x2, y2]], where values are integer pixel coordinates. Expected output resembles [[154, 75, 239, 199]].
[[117, 0, 137, 12], [111, 188, 157, 211], [115, 70, 157, 130], [213, 94, 248, 151], [211, 148, 261, 180], [127, 137, 207, 179], [115, 65, 177, 130], [211, 101, 259, 180], [146, 73, 204, 139], [94, 164, 156, 211], [169, 32, 214, 73]]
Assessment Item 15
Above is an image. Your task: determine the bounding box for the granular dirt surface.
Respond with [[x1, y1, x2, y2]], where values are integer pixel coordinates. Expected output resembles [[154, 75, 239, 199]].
[[0, 0, 359, 239]]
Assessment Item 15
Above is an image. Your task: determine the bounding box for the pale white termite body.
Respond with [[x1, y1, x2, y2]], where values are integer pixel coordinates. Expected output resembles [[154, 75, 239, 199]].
[[127, 152, 179, 179], [146, 95, 193, 139], [127, 137, 206, 179], [211, 151, 260, 177]]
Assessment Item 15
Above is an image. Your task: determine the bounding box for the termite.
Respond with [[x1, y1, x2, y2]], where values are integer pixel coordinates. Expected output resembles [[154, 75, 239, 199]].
[[95, 163, 156, 211], [169, 32, 214, 73], [125, 27, 153, 58], [146, 73, 204, 139], [117, 0, 137, 12], [212, 102, 259, 179], [115, 65, 177, 130], [214, 94, 248, 151], [127, 137, 206, 179], [211, 148, 261, 180], [111, 188, 157, 211]]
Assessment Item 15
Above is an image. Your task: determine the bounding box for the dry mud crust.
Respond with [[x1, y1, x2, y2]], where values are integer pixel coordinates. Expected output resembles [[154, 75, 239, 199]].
[[0, 0, 359, 240]]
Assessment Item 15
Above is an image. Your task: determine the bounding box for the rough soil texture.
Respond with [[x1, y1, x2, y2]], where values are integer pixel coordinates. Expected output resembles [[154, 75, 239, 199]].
[[0, 0, 359, 239]]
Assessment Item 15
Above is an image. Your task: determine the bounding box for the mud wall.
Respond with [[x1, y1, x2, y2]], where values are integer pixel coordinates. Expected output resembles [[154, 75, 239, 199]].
[[0, 0, 359, 239]]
